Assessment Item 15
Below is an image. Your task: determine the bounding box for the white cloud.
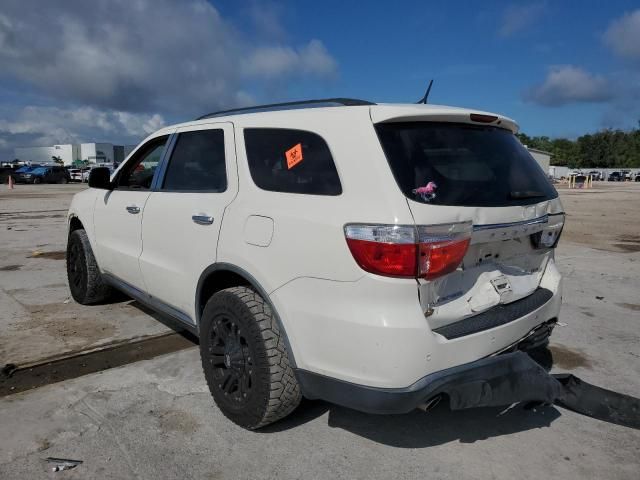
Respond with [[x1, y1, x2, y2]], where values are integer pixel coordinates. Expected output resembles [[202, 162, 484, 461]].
[[0, 0, 337, 115], [499, 3, 546, 37], [523, 65, 612, 106], [242, 40, 337, 79], [0, 0, 338, 158], [603, 9, 640, 60], [0, 106, 166, 153]]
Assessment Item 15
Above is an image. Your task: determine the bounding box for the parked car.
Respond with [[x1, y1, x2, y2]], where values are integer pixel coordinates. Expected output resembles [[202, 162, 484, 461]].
[[587, 171, 603, 181], [12, 165, 42, 183], [621, 170, 632, 181], [68, 169, 83, 182], [66, 99, 565, 429], [634, 172, 640, 182], [608, 171, 625, 182], [19, 165, 70, 184]]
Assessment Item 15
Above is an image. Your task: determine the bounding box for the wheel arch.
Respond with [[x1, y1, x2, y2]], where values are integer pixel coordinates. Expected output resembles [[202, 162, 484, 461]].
[[195, 263, 298, 367], [68, 215, 84, 234]]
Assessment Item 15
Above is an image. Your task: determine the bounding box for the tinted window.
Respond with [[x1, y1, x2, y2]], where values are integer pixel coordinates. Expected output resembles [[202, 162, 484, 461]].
[[117, 136, 167, 189], [162, 129, 226, 191], [244, 128, 341, 195], [375, 122, 558, 207]]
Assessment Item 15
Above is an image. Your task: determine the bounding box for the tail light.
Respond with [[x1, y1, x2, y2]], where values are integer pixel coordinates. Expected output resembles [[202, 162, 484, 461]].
[[417, 222, 472, 279], [344, 221, 472, 280], [531, 214, 565, 249]]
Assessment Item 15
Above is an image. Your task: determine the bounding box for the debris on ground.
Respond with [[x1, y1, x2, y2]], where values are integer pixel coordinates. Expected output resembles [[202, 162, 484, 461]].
[[1, 364, 17, 378], [45, 457, 83, 472], [554, 374, 640, 430]]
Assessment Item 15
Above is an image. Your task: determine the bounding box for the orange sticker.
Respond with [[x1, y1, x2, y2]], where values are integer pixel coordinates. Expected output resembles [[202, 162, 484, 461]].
[[285, 143, 303, 169]]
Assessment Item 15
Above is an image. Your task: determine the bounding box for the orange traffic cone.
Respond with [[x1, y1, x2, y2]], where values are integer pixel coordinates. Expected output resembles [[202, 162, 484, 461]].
[[8, 175, 14, 190]]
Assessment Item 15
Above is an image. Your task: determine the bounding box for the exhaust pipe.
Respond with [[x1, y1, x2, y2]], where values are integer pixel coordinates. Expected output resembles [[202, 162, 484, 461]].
[[418, 394, 442, 412]]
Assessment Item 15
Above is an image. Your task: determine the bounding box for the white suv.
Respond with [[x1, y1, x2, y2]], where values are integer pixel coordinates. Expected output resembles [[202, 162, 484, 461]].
[[66, 99, 565, 429]]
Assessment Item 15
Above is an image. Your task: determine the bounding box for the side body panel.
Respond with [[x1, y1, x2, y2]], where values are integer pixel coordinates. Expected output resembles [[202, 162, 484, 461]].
[[215, 107, 418, 376], [139, 122, 238, 320], [92, 189, 151, 290]]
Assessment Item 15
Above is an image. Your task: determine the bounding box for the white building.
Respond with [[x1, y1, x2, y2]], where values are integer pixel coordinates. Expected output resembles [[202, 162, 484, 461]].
[[123, 145, 137, 159], [527, 147, 551, 173], [14, 144, 80, 166], [548, 166, 570, 179], [80, 143, 115, 164]]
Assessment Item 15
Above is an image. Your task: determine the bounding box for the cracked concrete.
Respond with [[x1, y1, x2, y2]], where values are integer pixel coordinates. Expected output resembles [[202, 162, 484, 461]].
[[0, 344, 639, 479], [0, 184, 639, 479], [0, 184, 171, 367]]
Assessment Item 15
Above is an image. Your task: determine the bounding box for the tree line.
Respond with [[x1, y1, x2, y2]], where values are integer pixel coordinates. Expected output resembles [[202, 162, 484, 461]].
[[517, 126, 640, 168]]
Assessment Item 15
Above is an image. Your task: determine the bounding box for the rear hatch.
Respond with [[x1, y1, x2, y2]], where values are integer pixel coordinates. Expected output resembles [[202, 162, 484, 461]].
[[374, 118, 563, 335]]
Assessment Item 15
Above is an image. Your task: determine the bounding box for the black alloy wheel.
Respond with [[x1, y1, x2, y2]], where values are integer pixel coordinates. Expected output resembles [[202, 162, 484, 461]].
[[200, 286, 301, 429], [207, 314, 254, 406]]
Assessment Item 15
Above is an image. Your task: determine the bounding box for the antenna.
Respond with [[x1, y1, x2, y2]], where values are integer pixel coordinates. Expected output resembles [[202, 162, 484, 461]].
[[417, 79, 434, 104]]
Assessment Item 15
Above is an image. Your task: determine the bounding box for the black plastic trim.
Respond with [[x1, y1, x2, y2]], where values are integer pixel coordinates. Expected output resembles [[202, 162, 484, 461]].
[[194, 263, 297, 367], [433, 288, 554, 340], [296, 349, 563, 414], [150, 132, 177, 190]]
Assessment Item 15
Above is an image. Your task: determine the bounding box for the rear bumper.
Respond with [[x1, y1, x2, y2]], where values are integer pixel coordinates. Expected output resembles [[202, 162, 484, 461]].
[[271, 261, 562, 389], [297, 343, 562, 414]]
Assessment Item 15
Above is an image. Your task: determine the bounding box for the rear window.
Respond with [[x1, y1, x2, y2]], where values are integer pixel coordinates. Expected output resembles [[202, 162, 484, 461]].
[[244, 128, 341, 195], [375, 122, 557, 207]]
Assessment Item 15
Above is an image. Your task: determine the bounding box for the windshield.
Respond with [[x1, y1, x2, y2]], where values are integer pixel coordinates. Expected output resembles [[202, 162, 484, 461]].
[[375, 122, 558, 207], [30, 167, 47, 174]]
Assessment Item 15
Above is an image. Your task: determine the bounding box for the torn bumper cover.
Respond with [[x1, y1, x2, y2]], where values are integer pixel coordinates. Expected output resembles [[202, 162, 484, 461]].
[[297, 351, 563, 414]]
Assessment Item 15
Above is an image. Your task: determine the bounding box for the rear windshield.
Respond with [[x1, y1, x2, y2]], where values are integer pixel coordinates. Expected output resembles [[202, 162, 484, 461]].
[[375, 122, 557, 207]]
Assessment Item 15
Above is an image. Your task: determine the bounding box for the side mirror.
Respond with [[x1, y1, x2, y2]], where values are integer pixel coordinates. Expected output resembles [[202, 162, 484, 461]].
[[88, 167, 113, 190]]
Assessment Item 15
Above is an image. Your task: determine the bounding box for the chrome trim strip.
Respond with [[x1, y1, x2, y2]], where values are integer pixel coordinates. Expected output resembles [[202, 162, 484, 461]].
[[102, 273, 197, 334], [473, 215, 548, 232]]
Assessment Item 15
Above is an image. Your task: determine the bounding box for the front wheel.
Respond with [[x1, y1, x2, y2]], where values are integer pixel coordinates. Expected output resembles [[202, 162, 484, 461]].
[[33, 177, 41, 184], [66, 229, 112, 304], [199, 286, 301, 429]]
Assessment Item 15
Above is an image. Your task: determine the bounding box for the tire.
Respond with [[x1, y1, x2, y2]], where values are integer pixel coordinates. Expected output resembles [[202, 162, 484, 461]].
[[33, 177, 41, 184], [199, 286, 301, 429], [66, 229, 112, 304]]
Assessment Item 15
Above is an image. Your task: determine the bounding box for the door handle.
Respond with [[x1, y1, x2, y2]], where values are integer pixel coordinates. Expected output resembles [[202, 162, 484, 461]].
[[192, 215, 214, 225], [126, 205, 140, 214]]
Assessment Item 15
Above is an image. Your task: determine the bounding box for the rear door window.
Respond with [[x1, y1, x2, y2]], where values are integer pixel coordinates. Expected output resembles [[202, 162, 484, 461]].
[[161, 129, 227, 192], [375, 122, 557, 207], [244, 128, 341, 195]]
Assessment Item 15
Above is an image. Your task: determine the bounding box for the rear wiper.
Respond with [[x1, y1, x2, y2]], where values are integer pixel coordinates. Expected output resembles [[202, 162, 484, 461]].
[[509, 190, 546, 199]]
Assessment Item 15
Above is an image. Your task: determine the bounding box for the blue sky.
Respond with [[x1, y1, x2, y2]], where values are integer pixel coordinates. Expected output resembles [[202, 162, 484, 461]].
[[1, 1, 639, 159], [219, 0, 640, 137]]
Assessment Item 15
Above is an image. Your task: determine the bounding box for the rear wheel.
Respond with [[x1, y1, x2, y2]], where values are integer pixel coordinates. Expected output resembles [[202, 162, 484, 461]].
[[66, 229, 112, 304], [200, 286, 301, 429]]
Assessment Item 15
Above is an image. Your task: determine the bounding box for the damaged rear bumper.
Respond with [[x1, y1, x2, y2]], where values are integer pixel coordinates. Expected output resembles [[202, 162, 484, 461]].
[[297, 350, 563, 414]]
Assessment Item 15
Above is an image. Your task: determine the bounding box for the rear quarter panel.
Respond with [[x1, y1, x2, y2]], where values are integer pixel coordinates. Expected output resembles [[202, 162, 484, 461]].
[[216, 107, 415, 294]]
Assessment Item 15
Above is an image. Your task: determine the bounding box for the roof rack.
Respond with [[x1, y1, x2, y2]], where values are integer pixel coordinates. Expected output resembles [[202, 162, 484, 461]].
[[196, 98, 375, 120]]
